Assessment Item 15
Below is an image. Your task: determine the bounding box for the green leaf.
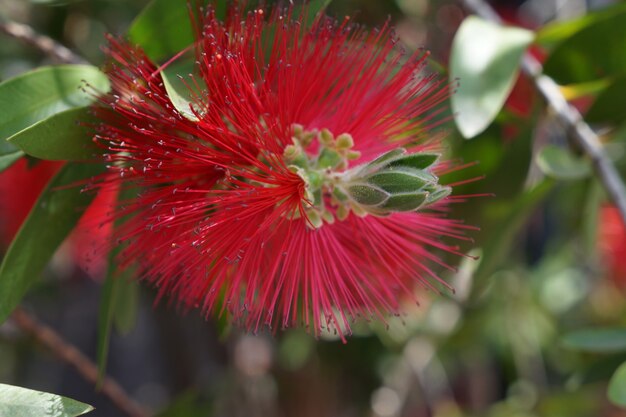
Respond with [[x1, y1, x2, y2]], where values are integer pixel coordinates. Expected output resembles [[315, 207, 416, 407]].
[[347, 184, 389, 206], [8, 107, 101, 161], [543, 7, 626, 84], [97, 185, 141, 383], [379, 192, 427, 212], [450, 16, 534, 138], [97, 193, 139, 383], [586, 76, 626, 125], [367, 170, 431, 193], [161, 70, 199, 121], [609, 361, 626, 408], [425, 186, 452, 205], [536, 145, 591, 180], [0, 140, 23, 173], [559, 78, 610, 101], [129, 0, 227, 61], [0, 162, 104, 324], [563, 328, 626, 353], [0, 65, 109, 142], [536, 2, 626, 49], [384, 153, 440, 170], [114, 276, 139, 335], [0, 383, 93, 417], [367, 148, 407, 168]]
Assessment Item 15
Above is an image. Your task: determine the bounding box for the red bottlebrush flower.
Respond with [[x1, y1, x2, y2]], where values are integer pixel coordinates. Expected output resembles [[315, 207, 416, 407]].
[[599, 205, 626, 288], [0, 159, 62, 249], [91, 4, 472, 339]]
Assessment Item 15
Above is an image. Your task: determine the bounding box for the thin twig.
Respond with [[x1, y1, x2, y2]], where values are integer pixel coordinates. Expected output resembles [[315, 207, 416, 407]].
[[0, 19, 87, 65], [459, 0, 626, 224], [12, 307, 150, 417]]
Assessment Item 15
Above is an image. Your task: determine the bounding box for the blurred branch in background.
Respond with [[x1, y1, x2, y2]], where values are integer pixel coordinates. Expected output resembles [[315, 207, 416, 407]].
[[459, 0, 626, 224], [11, 307, 149, 417], [0, 18, 86, 65]]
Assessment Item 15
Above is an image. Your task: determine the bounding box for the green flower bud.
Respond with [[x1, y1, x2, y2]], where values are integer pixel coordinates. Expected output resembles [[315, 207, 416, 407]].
[[335, 133, 354, 150]]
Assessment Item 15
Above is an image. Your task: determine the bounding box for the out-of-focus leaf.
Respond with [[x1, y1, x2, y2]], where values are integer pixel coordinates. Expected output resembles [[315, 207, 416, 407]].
[[0, 383, 93, 417], [543, 9, 626, 84], [537, 2, 626, 49], [450, 16, 534, 138], [0, 65, 108, 142], [130, 0, 331, 62], [586, 76, 626, 125], [536, 145, 591, 180], [114, 275, 139, 335], [0, 140, 23, 173], [472, 180, 554, 296], [609, 361, 626, 408], [129, 0, 224, 61], [97, 188, 139, 384], [8, 107, 100, 161], [0, 163, 103, 324], [563, 328, 626, 353], [559, 79, 610, 101]]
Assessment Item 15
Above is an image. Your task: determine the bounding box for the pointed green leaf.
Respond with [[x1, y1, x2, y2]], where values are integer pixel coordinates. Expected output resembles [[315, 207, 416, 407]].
[[0, 162, 104, 324], [536, 144, 591, 180], [0, 383, 93, 417], [0, 65, 109, 143], [8, 107, 100, 161], [384, 153, 440, 171], [367, 148, 407, 169], [563, 328, 626, 353], [97, 187, 139, 384], [379, 192, 427, 212], [450, 16, 534, 138], [425, 186, 452, 205], [161, 70, 199, 121], [367, 170, 431, 193], [347, 184, 389, 206], [609, 361, 626, 408]]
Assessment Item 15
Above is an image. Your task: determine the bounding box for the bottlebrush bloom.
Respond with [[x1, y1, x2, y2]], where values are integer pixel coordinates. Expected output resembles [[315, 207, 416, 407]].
[[91, 3, 473, 339], [598, 205, 626, 288]]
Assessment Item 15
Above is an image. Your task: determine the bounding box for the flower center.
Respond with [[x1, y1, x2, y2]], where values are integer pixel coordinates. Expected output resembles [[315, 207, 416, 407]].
[[284, 125, 452, 229]]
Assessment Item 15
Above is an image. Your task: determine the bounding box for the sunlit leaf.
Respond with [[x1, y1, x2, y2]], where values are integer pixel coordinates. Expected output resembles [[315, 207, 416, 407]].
[[450, 16, 534, 138], [563, 328, 626, 353], [609, 361, 626, 408], [0, 65, 108, 143], [0, 162, 104, 324], [8, 107, 100, 161], [161, 69, 199, 121], [0, 383, 93, 417], [559, 79, 610, 101], [536, 145, 591, 180]]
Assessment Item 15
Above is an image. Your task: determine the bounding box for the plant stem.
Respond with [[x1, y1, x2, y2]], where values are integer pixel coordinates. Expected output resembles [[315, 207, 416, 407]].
[[12, 307, 150, 417], [0, 19, 87, 65], [459, 0, 626, 225]]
